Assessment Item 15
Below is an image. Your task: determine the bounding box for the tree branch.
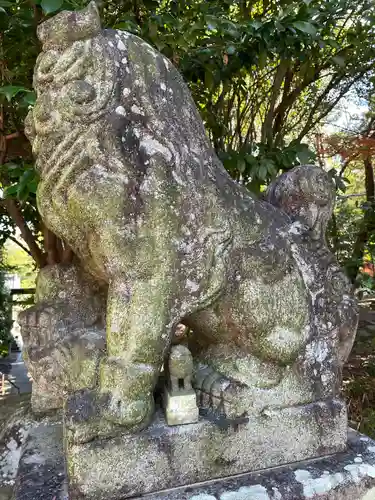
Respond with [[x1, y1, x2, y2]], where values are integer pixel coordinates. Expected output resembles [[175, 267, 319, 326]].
[[261, 60, 288, 145], [7, 235, 33, 257], [3, 199, 46, 268]]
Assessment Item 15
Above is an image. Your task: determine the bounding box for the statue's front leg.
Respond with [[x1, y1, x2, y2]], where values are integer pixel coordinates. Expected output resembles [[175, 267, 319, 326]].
[[99, 276, 178, 428]]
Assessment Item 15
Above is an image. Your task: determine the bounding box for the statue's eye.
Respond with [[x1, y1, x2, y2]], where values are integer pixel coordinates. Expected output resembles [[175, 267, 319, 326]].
[[67, 80, 96, 103]]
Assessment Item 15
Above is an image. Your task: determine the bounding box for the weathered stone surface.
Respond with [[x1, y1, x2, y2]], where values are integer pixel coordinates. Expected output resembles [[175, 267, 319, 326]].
[[18, 263, 106, 414], [13, 415, 68, 500], [24, 1, 358, 450], [14, 422, 375, 500], [67, 402, 347, 499], [0, 396, 33, 493], [140, 429, 375, 500]]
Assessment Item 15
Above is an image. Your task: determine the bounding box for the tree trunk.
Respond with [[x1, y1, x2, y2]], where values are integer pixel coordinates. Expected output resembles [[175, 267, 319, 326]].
[[346, 154, 375, 283]]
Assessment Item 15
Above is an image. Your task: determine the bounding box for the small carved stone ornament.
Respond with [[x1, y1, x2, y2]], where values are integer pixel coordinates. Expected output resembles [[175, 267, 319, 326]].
[[164, 345, 199, 425]]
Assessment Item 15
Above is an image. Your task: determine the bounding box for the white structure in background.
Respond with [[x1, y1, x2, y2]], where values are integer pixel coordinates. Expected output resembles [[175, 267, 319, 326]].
[[5, 273, 20, 291], [4, 273, 23, 350]]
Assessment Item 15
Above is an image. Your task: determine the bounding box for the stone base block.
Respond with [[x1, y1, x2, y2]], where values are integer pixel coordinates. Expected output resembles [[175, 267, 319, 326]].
[[13, 414, 375, 500], [142, 429, 375, 500], [67, 399, 348, 499], [164, 389, 199, 426]]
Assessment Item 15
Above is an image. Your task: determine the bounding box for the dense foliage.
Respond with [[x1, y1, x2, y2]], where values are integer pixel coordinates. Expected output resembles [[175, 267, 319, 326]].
[[1, 0, 375, 279]]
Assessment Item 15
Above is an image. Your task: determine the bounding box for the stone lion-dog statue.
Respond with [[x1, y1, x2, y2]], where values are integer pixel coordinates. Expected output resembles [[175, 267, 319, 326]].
[[23, 2, 358, 442]]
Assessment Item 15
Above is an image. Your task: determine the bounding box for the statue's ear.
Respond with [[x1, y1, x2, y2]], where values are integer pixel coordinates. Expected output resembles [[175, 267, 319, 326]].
[[37, 1, 101, 48]]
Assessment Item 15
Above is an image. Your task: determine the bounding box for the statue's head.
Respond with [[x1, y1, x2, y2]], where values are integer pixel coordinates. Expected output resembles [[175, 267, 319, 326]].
[[25, 2, 118, 173], [265, 165, 335, 240], [26, 1, 209, 181], [36, 1, 101, 49]]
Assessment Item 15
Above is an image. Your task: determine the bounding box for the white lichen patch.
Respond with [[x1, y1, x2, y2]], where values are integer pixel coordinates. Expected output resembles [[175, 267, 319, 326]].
[[122, 56, 128, 65], [294, 469, 345, 498], [272, 488, 282, 500], [122, 88, 131, 98], [368, 445, 375, 453], [117, 40, 126, 51], [163, 57, 171, 70], [108, 41, 114, 47], [314, 340, 329, 363], [220, 485, 270, 500], [160, 82, 166, 91], [140, 137, 172, 162], [115, 106, 126, 116], [186, 279, 199, 293], [0, 425, 31, 485], [189, 495, 216, 500], [321, 372, 331, 386], [131, 104, 142, 115], [344, 463, 375, 483]]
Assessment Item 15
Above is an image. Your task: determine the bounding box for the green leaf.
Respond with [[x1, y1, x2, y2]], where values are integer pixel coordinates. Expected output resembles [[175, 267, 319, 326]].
[[250, 20, 262, 30], [3, 185, 18, 198], [226, 45, 236, 55], [114, 21, 140, 33], [237, 158, 246, 173], [0, 86, 30, 102], [258, 164, 268, 180], [296, 148, 312, 164], [22, 91, 36, 106], [258, 51, 267, 69], [0, 1, 12, 6], [41, 0, 63, 14], [28, 180, 38, 194], [245, 154, 256, 166], [336, 177, 347, 193], [326, 38, 340, 49], [332, 55, 345, 67], [293, 21, 317, 36], [205, 70, 214, 90], [3, 162, 24, 178]]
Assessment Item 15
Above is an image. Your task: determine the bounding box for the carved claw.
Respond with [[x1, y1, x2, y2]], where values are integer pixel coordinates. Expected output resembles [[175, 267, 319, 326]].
[[193, 365, 250, 421]]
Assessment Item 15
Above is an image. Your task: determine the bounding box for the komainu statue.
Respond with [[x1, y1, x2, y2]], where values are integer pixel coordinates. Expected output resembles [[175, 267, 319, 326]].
[[22, 1, 358, 451]]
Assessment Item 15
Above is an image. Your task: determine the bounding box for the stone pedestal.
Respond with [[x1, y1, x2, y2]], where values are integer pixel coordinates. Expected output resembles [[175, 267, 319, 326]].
[[67, 400, 347, 499], [142, 429, 375, 500], [13, 418, 375, 500], [164, 389, 199, 426]]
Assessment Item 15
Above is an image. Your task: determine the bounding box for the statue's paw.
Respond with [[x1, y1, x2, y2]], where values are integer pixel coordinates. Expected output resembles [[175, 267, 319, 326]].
[[64, 388, 131, 444], [103, 392, 154, 430], [64, 389, 155, 443]]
